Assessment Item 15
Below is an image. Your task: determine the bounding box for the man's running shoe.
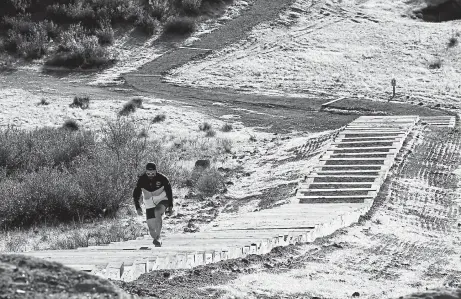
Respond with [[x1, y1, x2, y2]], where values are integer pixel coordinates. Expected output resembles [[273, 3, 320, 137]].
[[153, 238, 162, 247]]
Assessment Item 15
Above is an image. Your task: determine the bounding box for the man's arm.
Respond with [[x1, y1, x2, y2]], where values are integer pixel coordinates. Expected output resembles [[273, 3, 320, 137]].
[[132, 176, 143, 210], [161, 175, 173, 208]]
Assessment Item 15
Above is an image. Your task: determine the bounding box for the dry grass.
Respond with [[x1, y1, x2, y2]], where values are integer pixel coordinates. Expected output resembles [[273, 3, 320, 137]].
[[1, 214, 146, 252]]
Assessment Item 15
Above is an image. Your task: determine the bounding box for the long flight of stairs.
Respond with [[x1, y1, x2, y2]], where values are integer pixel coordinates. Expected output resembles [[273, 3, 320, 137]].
[[297, 115, 420, 204]]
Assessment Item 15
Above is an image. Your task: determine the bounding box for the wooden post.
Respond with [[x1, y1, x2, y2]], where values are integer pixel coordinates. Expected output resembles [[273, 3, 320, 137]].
[[390, 78, 396, 100]]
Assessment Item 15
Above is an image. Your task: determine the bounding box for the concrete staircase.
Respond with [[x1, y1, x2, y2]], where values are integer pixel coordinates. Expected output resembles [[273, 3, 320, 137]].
[[15, 115, 448, 282], [420, 116, 456, 128], [297, 115, 420, 204]]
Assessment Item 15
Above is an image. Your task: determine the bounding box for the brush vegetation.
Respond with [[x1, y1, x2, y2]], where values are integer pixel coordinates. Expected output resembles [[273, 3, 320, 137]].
[[0, 118, 233, 232], [0, 0, 234, 68]]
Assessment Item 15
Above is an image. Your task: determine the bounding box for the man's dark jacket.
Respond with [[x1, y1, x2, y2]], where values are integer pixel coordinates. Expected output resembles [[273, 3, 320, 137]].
[[133, 172, 173, 210]]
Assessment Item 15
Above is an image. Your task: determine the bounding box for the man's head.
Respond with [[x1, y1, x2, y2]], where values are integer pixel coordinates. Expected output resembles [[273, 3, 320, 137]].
[[145, 162, 157, 177]]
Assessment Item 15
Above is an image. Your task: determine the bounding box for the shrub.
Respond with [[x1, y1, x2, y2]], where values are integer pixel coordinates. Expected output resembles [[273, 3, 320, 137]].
[[38, 98, 49, 105], [448, 37, 458, 48], [70, 96, 90, 109], [3, 24, 49, 60], [164, 16, 196, 35], [221, 123, 233, 132], [95, 23, 114, 45], [150, 0, 169, 20], [130, 97, 143, 108], [46, 32, 115, 69], [199, 122, 212, 131], [62, 119, 79, 131], [135, 13, 158, 35], [119, 98, 143, 116], [152, 114, 166, 123], [119, 101, 136, 116], [0, 126, 95, 173], [205, 129, 216, 137], [428, 57, 442, 69], [0, 167, 85, 229], [218, 138, 232, 153], [196, 168, 224, 196], [181, 0, 202, 16]]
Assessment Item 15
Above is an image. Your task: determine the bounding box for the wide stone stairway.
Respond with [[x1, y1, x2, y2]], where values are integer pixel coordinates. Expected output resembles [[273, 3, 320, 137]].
[[13, 115, 455, 282]]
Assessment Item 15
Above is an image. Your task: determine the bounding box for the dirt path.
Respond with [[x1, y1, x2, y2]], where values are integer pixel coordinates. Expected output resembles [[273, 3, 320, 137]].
[[121, 0, 449, 135]]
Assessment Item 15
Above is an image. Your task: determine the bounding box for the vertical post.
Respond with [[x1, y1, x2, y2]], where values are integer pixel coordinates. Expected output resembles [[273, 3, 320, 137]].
[[390, 78, 396, 101]]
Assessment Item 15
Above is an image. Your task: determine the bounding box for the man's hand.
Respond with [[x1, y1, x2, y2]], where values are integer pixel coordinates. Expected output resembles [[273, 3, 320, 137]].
[[166, 207, 174, 216], [136, 208, 143, 216]]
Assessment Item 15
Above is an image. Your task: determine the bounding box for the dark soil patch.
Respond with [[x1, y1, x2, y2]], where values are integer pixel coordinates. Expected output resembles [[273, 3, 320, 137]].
[[414, 0, 461, 22], [0, 254, 133, 299]]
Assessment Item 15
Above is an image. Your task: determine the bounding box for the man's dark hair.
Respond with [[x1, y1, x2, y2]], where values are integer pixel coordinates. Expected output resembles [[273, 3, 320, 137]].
[[146, 162, 156, 170]]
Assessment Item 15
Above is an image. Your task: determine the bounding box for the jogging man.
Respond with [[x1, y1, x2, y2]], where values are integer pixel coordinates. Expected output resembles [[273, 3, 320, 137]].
[[133, 162, 173, 247]]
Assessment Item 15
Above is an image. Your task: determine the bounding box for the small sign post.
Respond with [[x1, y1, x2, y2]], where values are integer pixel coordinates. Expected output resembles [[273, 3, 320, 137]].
[[391, 78, 396, 100]]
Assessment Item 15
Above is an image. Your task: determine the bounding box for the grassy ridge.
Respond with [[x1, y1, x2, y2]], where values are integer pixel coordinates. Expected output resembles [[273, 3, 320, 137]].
[[0, 0, 233, 68]]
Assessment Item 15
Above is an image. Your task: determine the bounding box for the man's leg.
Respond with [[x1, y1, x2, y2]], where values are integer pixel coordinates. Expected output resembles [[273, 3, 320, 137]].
[[152, 204, 166, 244], [145, 208, 158, 239]]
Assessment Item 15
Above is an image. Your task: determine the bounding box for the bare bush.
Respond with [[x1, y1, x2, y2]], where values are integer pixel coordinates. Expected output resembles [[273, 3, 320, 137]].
[[164, 16, 196, 35], [196, 168, 225, 196], [152, 114, 166, 123], [119, 98, 143, 116], [205, 129, 216, 137], [62, 119, 79, 131], [70, 96, 90, 109], [221, 123, 233, 132], [199, 122, 212, 131]]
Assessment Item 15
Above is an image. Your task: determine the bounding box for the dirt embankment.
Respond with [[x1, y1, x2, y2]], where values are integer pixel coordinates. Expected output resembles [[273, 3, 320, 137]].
[[0, 254, 135, 299]]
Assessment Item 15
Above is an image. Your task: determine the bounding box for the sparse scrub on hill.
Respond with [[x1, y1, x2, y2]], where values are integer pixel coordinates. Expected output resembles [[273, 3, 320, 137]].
[[217, 138, 232, 153], [135, 13, 159, 35], [38, 98, 49, 105], [0, 0, 235, 68], [448, 36, 458, 47], [152, 113, 166, 123], [199, 121, 212, 131], [95, 22, 114, 45], [62, 119, 79, 131], [221, 123, 233, 132], [0, 126, 95, 174], [195, 167, 225, 196], [119, 98, 143, 116], [164, 16, 196, 35], [70, 96, 90, 109], [205, 129, 216, 137], [45, 28, 115, 69]]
